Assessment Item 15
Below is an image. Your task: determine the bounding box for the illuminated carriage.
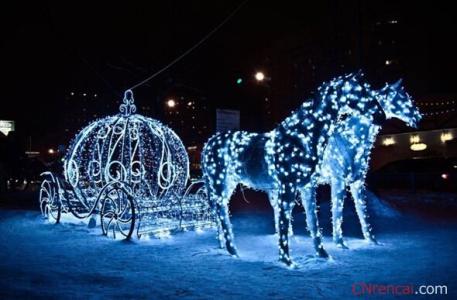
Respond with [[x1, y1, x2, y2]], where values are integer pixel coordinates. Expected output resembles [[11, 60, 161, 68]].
[[39, 90, 214, 239]]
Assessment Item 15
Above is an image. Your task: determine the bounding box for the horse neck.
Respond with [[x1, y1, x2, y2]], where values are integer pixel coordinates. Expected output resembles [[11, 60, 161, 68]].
[[275, 96, 344, 146], [344, 116, 381, 146], [376, 89, 398, 118]]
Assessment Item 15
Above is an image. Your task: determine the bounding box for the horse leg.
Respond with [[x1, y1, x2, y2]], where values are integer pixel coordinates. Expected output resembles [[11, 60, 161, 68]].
[[301, 185, 329, 258], [216, 219, 225, 249], [270, 190, 295, 236], [288, 199, 295, 237], [331, 177, 348, 248], [277, 188, 295, 266], [350, 180, 377, 243], [209, 177, 238, 256], [211, 198, 225, 249], [268, 191, 280, 235], [214, 200, 238, 256], [206, 178, 225, 249]]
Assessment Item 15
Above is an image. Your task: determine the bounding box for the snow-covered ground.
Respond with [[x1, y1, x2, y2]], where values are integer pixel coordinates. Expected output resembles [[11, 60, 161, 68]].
[[0, 200, 456, 299]]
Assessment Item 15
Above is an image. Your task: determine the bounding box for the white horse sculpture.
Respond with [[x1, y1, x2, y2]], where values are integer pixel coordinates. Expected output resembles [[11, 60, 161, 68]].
[[311, 79, 421, 248], [201, 72, 386, 266]]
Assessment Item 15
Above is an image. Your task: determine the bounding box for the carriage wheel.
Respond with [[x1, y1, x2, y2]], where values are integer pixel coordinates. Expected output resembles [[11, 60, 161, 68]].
[[100, 183, 136, 240], [39, 178, 61, 224]]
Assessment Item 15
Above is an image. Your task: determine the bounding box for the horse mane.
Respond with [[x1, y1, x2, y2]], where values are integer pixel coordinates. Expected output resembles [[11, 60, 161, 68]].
[[277, 73, 362, 132]]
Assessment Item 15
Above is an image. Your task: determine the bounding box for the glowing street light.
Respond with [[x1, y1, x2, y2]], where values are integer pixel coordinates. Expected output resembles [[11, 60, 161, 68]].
[[382, 137, 395, 146], [255, 71, 265, 82], [166, 99, 176, 108], [441, 131, 453, 143], [410, 143, 427, 151], [410, 135, 427, 151], [48, 148, 55, 154], [410, 135, 420, 144]]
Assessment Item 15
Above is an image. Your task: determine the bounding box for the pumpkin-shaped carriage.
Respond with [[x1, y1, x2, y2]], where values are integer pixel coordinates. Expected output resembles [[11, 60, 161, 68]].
[[39, 90, 214, 239]]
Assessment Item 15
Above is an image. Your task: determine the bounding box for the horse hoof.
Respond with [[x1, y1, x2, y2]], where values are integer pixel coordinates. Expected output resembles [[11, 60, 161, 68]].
[[367, 238, 379, 245], [317, 248, 329, 259], [227, 247, 239, 257], [279, 256, 294, 267], [335, 240, 349, 249]]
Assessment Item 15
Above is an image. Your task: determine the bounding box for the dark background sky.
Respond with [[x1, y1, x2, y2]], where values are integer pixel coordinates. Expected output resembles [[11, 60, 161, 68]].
[[1, 1, 456, 150]]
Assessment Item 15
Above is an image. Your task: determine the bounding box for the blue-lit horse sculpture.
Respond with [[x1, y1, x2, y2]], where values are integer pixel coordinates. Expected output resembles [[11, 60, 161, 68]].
[[311, 79, 421, 248], [201, 73, 386, 266]]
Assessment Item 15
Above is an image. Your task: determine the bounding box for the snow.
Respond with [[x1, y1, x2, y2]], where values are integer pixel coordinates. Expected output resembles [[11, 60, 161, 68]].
[[0, 204, 456, 299], [380, 190, 457, 211], [365, 190, 400, 218]]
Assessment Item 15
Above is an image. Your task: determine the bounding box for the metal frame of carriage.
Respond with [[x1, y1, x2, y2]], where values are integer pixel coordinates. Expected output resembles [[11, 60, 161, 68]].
[[39, 172, 214, 240], [38, 90, 215, 240]]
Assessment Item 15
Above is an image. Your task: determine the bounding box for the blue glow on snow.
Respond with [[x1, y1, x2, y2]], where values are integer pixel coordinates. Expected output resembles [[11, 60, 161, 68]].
[[202, 72, 390, 266]]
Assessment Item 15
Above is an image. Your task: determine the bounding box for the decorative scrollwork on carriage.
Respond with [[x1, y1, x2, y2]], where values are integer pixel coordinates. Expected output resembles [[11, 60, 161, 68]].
[[38, 90, 215, 239]]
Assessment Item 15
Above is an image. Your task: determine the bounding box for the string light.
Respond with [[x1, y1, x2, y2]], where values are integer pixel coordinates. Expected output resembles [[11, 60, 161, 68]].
[[40, 90, 214, 238], [202, 72, 388, 266], [416, 100, 456, 117], [317, 78, 420, 248]]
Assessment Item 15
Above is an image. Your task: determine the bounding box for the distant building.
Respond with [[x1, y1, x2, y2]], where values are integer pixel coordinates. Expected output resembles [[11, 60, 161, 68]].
[[0, 120, 15, 137], [373, 95, 457, 169], [60, 91, 115, 144], [160, 84, 212, 176]]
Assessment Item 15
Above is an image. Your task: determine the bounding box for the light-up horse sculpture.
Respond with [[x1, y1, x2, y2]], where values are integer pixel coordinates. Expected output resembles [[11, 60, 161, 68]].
[[311, 79, 421, 248], [201, 73, 386, 266]]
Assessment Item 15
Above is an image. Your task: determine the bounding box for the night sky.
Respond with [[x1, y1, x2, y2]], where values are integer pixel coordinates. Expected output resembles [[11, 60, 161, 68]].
[[1, 1, 456, 149]]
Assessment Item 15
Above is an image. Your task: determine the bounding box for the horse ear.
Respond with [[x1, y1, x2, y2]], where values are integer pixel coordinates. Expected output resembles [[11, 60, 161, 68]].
[[392, 78, 403, 88], [353, 69, 364, 79]]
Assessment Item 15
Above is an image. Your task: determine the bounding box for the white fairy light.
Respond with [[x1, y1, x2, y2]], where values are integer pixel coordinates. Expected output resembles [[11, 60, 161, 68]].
[[201, 72, 388, 266], [316, 78, 421, 248], [40, 90, 214, 239]]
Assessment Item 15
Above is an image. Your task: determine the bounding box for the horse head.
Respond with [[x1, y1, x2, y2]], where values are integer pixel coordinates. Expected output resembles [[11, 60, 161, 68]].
[[377, 79, 422, 128], [325, 72, 386, 126]]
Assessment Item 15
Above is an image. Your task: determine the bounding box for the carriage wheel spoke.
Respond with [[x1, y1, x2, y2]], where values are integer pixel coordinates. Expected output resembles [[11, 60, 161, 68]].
[[100, 183, 135, 240], [117, 221, 128, 236], [102, 211, 115, 218], [106, 215, 115, 235], [39, 178, 61, 224]]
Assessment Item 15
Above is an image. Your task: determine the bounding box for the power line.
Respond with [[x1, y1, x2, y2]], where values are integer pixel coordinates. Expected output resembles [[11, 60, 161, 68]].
[[127, 0, 248, 91]]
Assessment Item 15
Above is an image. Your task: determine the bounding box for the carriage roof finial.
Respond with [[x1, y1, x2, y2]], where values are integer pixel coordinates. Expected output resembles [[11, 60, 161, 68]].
[[119, 89, 137, 116]]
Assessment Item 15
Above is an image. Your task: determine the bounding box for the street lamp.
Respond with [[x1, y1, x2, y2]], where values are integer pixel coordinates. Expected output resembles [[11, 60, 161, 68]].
[[48, 148, 55, 154], [255, 71, 265, 82], [167, 99, 176, 108]]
